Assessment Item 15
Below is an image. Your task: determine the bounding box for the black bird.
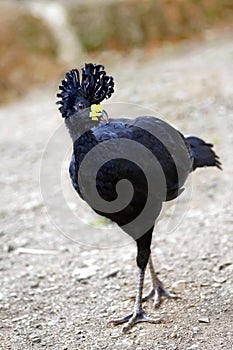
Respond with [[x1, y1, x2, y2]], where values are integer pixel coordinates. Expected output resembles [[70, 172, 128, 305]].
[[57, 63, 221, 332]]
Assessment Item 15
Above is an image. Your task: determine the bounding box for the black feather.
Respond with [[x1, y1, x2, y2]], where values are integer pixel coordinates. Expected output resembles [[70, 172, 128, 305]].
[[186, 136, 222, 170], [57, 63, 115, 118]]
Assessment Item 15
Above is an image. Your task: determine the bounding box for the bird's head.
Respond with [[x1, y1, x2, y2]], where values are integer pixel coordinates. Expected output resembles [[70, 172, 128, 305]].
[[57, 63, 114, 129]]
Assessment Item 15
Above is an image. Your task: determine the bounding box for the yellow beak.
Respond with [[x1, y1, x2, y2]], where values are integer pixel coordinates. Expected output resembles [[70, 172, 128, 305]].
[[90, 104, 103, 121]]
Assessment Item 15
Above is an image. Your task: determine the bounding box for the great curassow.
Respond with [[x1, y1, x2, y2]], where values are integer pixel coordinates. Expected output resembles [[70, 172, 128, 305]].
[[57, 63, 221, 332]]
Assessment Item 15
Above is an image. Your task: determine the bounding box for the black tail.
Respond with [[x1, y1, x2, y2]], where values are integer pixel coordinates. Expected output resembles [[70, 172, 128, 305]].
[[186, 136, 222, 171]]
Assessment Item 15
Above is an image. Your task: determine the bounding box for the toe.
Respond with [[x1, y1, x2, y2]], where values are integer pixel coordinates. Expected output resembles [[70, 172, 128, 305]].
[[144, 286, 178, 308], [160, 287, 178, 299], [108, 313, 133, 326], [122, 312, 161, 333], [142, 289, 155, 302]]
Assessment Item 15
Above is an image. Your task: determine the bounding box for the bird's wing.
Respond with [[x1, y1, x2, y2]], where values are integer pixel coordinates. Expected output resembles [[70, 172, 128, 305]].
[[92, 116, 192, 200]]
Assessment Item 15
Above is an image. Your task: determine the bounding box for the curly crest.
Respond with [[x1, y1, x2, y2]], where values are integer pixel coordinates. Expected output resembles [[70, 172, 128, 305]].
[[57, 63, 115, 118]]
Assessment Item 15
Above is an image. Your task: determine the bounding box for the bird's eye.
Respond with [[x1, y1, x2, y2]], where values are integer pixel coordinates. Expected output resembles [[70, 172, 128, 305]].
[[78, 102, 85, 109]]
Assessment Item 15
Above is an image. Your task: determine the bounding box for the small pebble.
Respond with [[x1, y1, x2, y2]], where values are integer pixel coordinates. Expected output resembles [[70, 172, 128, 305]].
[[73, 267, 97, 280], [213, 277, 227, 284], [198, 317, 209, 323], [218, 262, 232, 271], [193, 326, 200, 334], [30, 280, 40, 288], [103, 269, 119, 279], [30, 336, 42, 344], [188, 345, 199, 350]]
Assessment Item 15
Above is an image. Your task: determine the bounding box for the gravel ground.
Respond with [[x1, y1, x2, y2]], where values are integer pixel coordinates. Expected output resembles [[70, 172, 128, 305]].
[[0, 31, 233, 349]]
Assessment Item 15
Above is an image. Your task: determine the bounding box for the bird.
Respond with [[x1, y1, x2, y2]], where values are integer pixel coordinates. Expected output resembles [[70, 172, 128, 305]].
[[57, 63, 221, 333]]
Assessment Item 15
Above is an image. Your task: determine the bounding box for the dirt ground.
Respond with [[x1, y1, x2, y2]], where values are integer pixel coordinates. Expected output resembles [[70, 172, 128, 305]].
[[0, 30, 232, 349]]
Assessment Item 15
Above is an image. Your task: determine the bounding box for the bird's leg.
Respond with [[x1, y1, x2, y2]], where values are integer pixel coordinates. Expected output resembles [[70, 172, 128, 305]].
[[143, 256, 177, 307], [108, 267, 161, 333]]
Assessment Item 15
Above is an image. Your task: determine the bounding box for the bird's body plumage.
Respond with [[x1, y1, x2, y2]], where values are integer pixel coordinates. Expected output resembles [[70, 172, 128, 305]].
[[70, 116, 192, 228]]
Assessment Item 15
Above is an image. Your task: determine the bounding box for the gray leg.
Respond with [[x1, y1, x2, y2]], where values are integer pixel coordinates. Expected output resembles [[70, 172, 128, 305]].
[[109, 267, 161, 333], [143, 256, 177, 307]]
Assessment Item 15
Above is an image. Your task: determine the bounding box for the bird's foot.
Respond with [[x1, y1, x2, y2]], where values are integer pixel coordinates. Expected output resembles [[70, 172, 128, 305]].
[[108, 310, 161, 333], [143, 285, 177, 308]]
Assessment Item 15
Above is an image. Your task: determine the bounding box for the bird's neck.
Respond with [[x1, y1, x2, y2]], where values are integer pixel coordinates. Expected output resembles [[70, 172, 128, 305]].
[[65, 112, 99, 143]]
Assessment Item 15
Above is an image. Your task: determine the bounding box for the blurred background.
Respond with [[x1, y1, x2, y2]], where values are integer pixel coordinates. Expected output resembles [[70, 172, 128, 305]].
[[1, 0, 233, 104]]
